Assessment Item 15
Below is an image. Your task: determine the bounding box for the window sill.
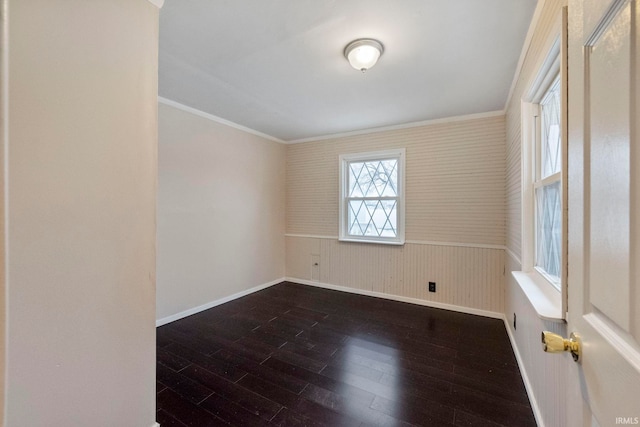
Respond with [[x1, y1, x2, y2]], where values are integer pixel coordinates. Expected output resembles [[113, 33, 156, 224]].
[[511, 270, 564, 322], [338, 237, 405, 246]]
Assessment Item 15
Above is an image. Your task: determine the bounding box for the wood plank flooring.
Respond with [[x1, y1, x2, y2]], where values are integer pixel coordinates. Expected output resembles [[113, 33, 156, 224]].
[[156, 282, 536, 427]]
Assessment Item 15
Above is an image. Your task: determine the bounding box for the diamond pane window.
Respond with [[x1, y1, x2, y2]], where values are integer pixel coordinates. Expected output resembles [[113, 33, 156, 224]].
[[533, 75, 562, 290], [348, 159, 398, 198], [348, 199, 397, 237], [536, 181, 561, 282], [339, 149, 405, 244], [540, 78, 561, 179]]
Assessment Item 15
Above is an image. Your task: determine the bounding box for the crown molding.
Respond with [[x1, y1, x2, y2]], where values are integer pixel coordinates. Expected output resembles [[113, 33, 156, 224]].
[[504, 0, 546, 110], [158, 97, 286, 144], [286, 110, 506, 144], [159, 99, 505, 146]]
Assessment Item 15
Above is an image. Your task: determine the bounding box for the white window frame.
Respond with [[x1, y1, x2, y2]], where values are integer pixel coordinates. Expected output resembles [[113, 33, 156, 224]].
[[533, 76, 562, 288], [339, 148, 406, 245], [516, 28, 568, 321]]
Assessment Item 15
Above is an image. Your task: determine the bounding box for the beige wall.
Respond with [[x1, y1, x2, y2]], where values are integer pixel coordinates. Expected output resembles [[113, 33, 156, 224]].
[[286, 115, 506, 314], [0, 0, 5, 421], [504, 1, 571, 426], [5, 1, 158, 426], [156, 103, 286, 321], [288, 115, 506, 244], [506, 0, 567, 261]]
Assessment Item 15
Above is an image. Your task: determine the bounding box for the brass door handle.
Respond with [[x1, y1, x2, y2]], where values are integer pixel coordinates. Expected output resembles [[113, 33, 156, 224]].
[[541, 331, 581, 362]]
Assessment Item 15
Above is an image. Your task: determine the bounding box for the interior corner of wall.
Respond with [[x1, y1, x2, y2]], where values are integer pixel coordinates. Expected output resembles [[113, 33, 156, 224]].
[[147, 0, 165, 8]]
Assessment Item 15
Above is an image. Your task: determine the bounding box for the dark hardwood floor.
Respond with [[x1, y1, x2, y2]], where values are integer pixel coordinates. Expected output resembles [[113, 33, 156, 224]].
[[156, 282, 536, 427]]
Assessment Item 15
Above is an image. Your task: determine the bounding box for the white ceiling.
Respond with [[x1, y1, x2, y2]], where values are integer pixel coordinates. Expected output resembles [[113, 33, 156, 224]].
[[159, 0, 537, 142]]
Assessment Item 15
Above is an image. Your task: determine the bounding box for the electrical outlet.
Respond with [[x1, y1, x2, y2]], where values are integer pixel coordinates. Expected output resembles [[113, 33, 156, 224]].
[[513, 313, 517, 330], [428, 282, 436, 292]]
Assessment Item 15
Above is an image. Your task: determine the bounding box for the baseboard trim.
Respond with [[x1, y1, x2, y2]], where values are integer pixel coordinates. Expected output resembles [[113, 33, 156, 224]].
[[285, 277, 503, 319], [502, 315, 545, 427], [155, 278, 285, 327], [155, 278, 527, 427], [156, 274, 503, 327]]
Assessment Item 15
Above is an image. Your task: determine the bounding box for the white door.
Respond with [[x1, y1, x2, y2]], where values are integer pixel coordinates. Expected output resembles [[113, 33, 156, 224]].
[[568, 0, 640, 425]]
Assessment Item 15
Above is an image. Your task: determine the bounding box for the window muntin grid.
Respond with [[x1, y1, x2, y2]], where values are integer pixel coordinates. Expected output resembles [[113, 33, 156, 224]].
[[540, 78, 562, 179], [536, 181, 561, 283], [346, 158, 399, 238], [339, 150, 404, 244], [534, 76, 562, 289], [347, 159, 398, 198]]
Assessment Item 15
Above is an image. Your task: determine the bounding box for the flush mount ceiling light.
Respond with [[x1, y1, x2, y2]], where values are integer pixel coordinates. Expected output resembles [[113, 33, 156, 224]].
[[344, 38, 384, 72]]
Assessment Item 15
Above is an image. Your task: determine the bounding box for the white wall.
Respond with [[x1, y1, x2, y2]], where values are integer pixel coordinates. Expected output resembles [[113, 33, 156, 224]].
[[5, 1, 159, 426], [156, 102, 286, 322], [286, 114, 506, 314]]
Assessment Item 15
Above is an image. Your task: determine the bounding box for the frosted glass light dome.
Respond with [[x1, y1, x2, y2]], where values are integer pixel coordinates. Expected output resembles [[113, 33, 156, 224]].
[[344, 39, 384, 72]]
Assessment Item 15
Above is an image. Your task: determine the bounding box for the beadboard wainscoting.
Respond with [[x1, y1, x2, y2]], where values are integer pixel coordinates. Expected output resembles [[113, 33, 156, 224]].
[[505, 250, 567, 427], [286, 236, 505, 315]]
